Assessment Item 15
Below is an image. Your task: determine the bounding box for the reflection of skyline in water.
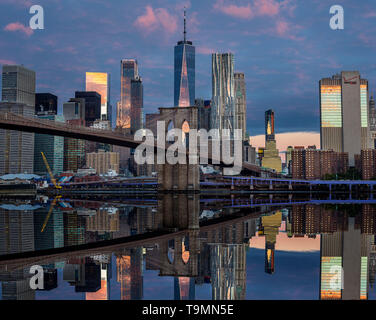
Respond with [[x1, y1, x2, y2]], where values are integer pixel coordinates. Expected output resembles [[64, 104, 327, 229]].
[[0, 197, 376, 300]]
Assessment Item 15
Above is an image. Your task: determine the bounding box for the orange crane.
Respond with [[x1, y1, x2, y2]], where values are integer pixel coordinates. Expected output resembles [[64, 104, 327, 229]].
[[41, 151, 62, 189]]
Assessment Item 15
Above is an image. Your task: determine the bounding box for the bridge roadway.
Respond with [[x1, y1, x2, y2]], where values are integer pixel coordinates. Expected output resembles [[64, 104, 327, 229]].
[[0, 112, 262, 175]]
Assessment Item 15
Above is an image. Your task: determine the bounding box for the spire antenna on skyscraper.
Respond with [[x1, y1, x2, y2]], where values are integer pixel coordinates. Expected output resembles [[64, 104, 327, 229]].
[[184, 7, 187, 43]]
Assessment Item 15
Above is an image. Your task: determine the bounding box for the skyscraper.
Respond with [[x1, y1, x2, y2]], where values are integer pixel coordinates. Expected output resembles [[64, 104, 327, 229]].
[[62, 99, 86, 172], [211, 53, 235, 137], [118, 59, 139, 129], [174, 9, 195, 107], [369, 95, 376, 148], [0, 65, 35, 174], [35, 93, 57, 115], [320, 71, 370, 165], [85, 72, 111, 122], [130, 76, 143, 133], [262, 109, 282, 173], [75, 91, 101, 126], [34, 113, 64, 176], [234, 72, 246, 141]]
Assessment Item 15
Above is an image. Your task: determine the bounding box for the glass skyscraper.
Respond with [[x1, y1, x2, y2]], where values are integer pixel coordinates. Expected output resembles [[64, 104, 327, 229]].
[[34, 114, 64, 175], [174, 10, 195, 107], [211, 53, 235, 137], [118, 59, 139, 129]]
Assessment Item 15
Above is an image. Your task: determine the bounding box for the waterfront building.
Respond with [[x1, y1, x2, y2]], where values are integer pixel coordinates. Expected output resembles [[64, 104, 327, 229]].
[[320, 71, 370, 165], [85, 72, 111, 121], [86, 149, 119, 175], [360, 149, 376, 180], [35, 93, 57, 115], [174, 9, 195, 107], [291, 146, 349, 179]]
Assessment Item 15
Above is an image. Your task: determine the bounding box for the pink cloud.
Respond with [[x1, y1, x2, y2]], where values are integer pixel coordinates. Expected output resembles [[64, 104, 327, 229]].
[[134, 6, 178, 35], [0, 59, 16, 65], [274, 19, 304, 41], [254, 0, 280, 16], [213, 0, 253, 19], [214, 0, 282, 19], [4, 22, 33, 36]]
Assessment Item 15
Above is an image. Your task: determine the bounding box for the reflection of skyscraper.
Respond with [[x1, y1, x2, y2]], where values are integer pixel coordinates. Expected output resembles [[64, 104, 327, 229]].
[[174, 9, 195, 107], [211, 53, 235, 137], [85, 72, 111, 122], [261, 211, 282, 274], [0, 209, 35, 255], [116, 248, 143, 300], [174, 277, 195, 300], [118, 59, 139, 129], [320, 217, 372, 300], [86, 255, 112, 300], [210, 243, 246, 300], [319, 72, 370, 165]]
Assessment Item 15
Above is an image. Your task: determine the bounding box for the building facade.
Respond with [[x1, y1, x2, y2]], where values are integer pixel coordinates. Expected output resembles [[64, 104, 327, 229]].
[[320, 71, 370, 166], [118, 59, 139, 129], [262, 109, 282, 173], [86, 149, 119, 175], [211, 53, 235, 138], [174, 10, 195, 107], [130, 77, 143, 133], [0, 102, 35, 174], [369, 96, 376, 149], [0, 64, 36, 175], [234, 72, 246, 141], [291, 146, 349, 180], [75, 91, 101, 126], [34, 113, 64, 176], [85, 72, 111, 122]]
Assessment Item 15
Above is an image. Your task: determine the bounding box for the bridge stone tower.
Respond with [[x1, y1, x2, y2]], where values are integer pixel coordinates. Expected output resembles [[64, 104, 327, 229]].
[[150, 107, 199, 192], [157, 194, 199, 277]]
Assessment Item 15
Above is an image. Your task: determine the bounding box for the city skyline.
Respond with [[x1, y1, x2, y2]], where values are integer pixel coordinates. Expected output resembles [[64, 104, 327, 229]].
[[1, 0, 375, 137]]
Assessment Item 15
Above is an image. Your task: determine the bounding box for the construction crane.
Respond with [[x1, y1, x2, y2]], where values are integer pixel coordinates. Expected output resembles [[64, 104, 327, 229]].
[[41, 151, 62, 189], [41, 196, 61, 232]]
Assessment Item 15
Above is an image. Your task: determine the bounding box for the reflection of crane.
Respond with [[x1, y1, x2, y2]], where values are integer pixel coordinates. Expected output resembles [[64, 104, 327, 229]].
[[41, 196, 61, 233], [41, 152, 62, 189]]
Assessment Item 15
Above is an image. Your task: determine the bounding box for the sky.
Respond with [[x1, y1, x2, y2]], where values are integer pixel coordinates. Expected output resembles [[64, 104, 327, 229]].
[[0, 0, 375, 139]]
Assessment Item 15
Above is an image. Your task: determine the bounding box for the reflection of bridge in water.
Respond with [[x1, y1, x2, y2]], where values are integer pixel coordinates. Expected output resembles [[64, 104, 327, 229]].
[[1, 195, 376, 300]]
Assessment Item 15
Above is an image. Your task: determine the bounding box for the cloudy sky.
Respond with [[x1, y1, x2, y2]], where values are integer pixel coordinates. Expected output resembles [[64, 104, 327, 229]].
[[0, 0, 375, 139]]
